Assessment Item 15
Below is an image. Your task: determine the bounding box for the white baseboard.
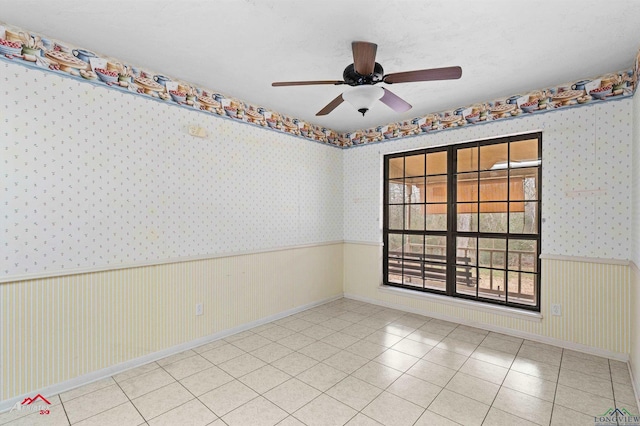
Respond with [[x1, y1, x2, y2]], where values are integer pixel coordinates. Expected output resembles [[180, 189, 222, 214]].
[[344, 292, 629, 362], [0, 293, 343, 413]]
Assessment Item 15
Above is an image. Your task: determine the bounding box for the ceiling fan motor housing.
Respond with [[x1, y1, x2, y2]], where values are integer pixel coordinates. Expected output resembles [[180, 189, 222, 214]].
[[343, 63, 384, 86]]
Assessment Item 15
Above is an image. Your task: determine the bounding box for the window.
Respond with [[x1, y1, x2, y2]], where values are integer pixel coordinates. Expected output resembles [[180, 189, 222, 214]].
[[384, 133, 541, 311]]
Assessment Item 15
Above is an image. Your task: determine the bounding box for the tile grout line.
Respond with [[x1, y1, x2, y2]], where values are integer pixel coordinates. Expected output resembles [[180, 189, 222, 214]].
[[159, 362, 222, 423], [121, 358, 216, 424], [607, 358, 622, 426], [111, 379, 147, 426], [221, 309, 419, 424], [171, 309, 398, 422], [57, 381, 129, 425], [59, 397, 72, 426], [184, 351, 267, 423], [427, 328, 563, 426], [419, 323, 479, 425], [478, 331, 501, 426], [491, 337, 533, 425], [200, 314, 364, 423], [548, 346, 564, 426], [41, 299, 631, 426], [416, 324, 488, 423]]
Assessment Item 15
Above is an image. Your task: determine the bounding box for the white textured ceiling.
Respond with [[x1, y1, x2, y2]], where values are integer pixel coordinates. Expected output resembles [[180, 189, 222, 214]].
[[2, 0, 640, 132]]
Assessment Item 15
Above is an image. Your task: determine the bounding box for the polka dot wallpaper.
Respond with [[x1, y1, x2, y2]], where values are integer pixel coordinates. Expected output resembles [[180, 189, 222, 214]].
[[633, 91, 640, 266], [1, 62, 344, 278], [2, 58, 635, 278], [343, 98, 633, 260]]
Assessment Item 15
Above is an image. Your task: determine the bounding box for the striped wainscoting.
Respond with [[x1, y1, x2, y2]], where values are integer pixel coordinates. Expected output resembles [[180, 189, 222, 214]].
[[542, 255, 631, 354], [0, 243, 344, 403], [343, 242, 631, 358], [631, 262, 640, 401]]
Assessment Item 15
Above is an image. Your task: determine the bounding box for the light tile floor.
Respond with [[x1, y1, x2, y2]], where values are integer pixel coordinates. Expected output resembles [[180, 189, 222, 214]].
[[1, 298, 638, 426]]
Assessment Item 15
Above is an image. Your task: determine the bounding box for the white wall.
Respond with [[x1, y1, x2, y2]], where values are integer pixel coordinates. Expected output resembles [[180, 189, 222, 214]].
[[1, 54, 638, 406], [343, 100, 633, 260], [1, 62, 343, 280], [634, 71, 640, 268], [630, 81, 640, 404], [343, 99, 634, 358], [0, 60, 345, 404]]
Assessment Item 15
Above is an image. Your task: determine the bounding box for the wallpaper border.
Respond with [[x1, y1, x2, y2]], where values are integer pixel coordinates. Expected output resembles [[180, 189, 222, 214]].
[[0, 22, 638, 148]]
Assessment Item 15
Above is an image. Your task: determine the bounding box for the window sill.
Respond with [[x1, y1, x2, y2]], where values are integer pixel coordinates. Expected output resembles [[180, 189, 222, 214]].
[[378, 285, 543, 322]]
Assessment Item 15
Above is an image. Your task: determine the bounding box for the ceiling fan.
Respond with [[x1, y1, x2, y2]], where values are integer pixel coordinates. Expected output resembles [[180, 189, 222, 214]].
[[272, 41, 462, 117]]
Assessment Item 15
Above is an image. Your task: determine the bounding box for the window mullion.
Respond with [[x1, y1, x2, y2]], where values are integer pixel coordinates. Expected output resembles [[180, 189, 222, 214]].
[[505, 141, 510, 305], [402, 157, 406, 284], [476, 143, 480, 300], [423, 153, 427, 289], [446, 146, 456, 297]]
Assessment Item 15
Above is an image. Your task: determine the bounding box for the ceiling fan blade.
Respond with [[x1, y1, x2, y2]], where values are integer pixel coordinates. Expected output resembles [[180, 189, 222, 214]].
[[380, 88, 412, 113], [383, 66, 462, 84], [272, 80, 344, 87], [352, 41, 377, 75], [316, 93, 344, 116]]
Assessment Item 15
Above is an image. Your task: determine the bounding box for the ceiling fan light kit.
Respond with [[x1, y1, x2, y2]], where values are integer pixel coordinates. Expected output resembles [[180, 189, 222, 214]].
[[343, 86, 384, 116], [272, 41, 462, 117]]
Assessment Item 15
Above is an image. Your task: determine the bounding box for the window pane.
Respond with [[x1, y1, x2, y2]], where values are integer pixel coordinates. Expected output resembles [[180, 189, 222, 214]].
[[457, 146, 478, 172], [508, 271, 537, 305], [403, 234, 424, 288], [426, 209, 447, 231], [404, 154, 425, 177], [406, 205, 425, 230], [389, 157, 404, 179], [510, 139, 540, 165], [510, 168, 539, 201], [387, 233, 403, 284], [404, 234, 424, 256], [387, 256, 403, 284], [388, 233, 403, 253], [424, 262, 446, 291], [508, 239, 538, 272], [404, 177, 425, 203], [479, 203, 508, 233], [388, 179, 404, 204], [479, 170, 508, 201], [457, 172, 478, 202], [426, 235, 447, 259], [388, 205, 404, 230], [509, 202, 538, 234], [426, 176, 447, 202], [480, 143, 508, 171], [426, 203, 447, 214], [403, 258, 423, 287], [427, 151, 447, 175], [457, 203, 478, 232], [479, 238, 506, 269], [456, 266, 477, 296], [478, 268, 506, 301], [456, 237, 477, 266]]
